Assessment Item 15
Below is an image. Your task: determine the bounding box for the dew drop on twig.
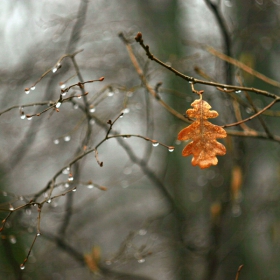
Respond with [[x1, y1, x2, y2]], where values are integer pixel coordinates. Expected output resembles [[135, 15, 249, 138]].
[[89, 106, 96, 113], [68, 174, 74, 182], [20, 115, 26, 120], [53, 139, 59, 145], [37, 233, 41, 237], [25, 89, 30, 94], [138, 258, 145, 263], [27, 116, 32, 120], [64, 136, 71, 142], [62, 167, 70, 175], [168, 146, 175, 152], [60, 83, 66, 89], [122, 108, 130, 114], [47, 199, 52, 204], [152, 141, 159, 147], [107, 91, 114, 97], [52, 67, 58, 73], [56, 102, 62, 108], [72, 188, 77, 192], [20, 264, 25, 270], [87, 184, 94, 189], [31, 86, 36, 91]]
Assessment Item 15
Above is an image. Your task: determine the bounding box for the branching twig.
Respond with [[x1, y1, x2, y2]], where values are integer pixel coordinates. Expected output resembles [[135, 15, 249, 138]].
[[134, 32, 276, 99]]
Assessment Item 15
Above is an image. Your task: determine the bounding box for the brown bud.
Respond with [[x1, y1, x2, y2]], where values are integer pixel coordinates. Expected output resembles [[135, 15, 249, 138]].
[[135, 32, 142, 42]]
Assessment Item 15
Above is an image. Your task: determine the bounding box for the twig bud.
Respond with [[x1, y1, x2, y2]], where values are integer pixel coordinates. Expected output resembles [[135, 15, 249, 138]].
[[135, 32, 142, 42]]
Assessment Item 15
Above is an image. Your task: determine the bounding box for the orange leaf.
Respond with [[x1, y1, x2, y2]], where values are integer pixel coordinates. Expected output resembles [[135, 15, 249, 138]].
[[178, 98, 227, 169]]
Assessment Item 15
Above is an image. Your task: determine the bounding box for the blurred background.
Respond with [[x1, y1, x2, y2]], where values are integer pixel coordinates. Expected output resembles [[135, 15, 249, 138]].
[[1, 0, 280, 279]]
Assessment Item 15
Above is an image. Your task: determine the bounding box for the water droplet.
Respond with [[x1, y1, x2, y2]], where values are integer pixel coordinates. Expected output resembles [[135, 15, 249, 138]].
[[90, 119, 95, 125], [119, 114, 124, 118], [77, 95, 82, 99], [72, 188, 77, 192], [9, 235, 16, 244], [60, 83, 66, 89], [188, 81, 193, 84], [232, 204, 242, 217], [27, 116, 33, 120], [168, 147, 175, 152], [235, 90, 241, 93], [20, 115, 26, 120], [152, 141, 159, 147], [87, 184, 94, 189], [62, 167, 70, 174], [122, 108, 130, 114], [52, 67, 58, 73], [31, 86, 36, 90], [223, 88, 227, 91], [20, 264, 25, 270], [53, 139, 59, 145], [47, 199, 52, 204], [89, 107, 96, 113], [68, 174, 74, 182], [25, 89, 30, 94], [107, 91, 114, 97], [64, 136, 71, 142], [126, 91, 133, 97], [9, 206, 14, 211], [73, 104, 79, 110], [61, 92, 66, 97], [37, 233, 41, 236], [138, 229, 147, 236], [56, 102, 62, 108], [138, 258, 145, 263], [64, 183, 69, 188], [123, 167, 132, 175], [246, 107, 253, 114]]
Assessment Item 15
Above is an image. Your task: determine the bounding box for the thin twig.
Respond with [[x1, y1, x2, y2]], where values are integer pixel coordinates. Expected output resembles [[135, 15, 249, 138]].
[[134, 32, 277, 99], [235, 264, 244, 280]]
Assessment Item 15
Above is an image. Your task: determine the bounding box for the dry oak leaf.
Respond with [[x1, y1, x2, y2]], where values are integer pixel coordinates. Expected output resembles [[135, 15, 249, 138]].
[[178, 98, 227, 169]]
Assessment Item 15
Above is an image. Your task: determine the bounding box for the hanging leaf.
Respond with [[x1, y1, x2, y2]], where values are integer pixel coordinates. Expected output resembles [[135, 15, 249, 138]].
[[178, 97, 227, 169]]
